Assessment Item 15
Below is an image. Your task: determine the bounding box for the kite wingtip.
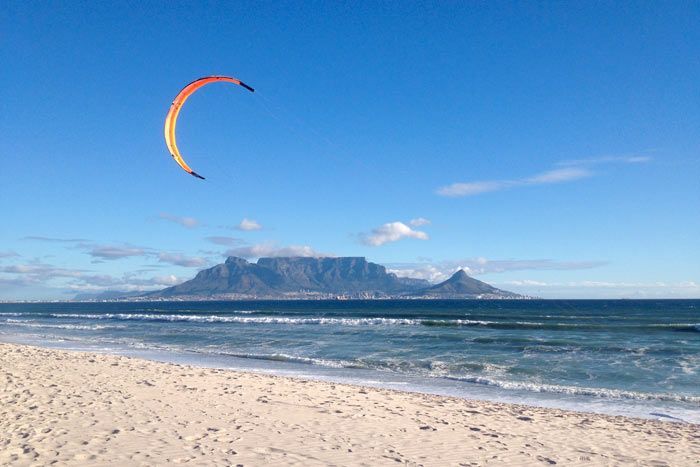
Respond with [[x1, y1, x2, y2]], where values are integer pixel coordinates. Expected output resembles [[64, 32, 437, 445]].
[[190, 171, 206, 180], [240, 81, 255, 93]]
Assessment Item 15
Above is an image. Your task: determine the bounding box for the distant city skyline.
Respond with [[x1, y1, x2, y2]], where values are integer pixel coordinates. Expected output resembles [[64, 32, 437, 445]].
[[1, 2, 698, 299]]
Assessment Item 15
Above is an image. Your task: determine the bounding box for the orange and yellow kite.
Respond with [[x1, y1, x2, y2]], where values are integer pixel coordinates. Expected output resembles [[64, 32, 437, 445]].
[[164, 76, 254, 179]]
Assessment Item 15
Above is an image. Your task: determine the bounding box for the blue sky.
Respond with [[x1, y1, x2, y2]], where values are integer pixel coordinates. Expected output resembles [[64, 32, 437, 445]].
[[1, 1, 698, 299]]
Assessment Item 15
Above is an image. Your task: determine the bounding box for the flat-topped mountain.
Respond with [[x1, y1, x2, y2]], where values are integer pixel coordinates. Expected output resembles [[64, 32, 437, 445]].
[[147, 256, 522, 299], [152, 256, 425, 297]]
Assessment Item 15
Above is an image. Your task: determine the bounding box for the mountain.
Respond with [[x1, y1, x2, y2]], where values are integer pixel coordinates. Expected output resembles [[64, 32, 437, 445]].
[[150, 256, 430, 298], [414, 269, 520, 298], [145, 256, 522, 299]]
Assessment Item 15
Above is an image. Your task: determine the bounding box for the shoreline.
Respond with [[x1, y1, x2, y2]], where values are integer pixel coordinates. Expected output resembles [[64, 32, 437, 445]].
[[2, 331, 698, 425], [2, 342, 699, 465]]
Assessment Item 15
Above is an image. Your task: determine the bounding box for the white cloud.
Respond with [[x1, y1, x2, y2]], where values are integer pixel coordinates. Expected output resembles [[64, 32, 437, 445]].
[[0, 251, 19, 259], [225, 243, 327, 259], [388, 265, 446, 283], [157, 252, 208, 268], [79, 242, 211, 268], [150, 274, 183, 286], [437, 180, 510, 197], [457, 257, 607, 274], [500, 279, 549, 287], [361, 222, 429, 246], [159, 213, 199, 229], [558, 155, 653, 166], [387, 257, 607, 283], [437, 167, 592, 197], [409, 217, 431, 227], [523, 167, 591, 184], [0, 262, 184, 295], [436, 154, 651, 198], [89, 245, 147, 260], [2, 263, 85, 280], [0, 252, 197, 298], [67, 273, 185, 294], [22, 236, 88, 243], [236, 218, 263, 231]]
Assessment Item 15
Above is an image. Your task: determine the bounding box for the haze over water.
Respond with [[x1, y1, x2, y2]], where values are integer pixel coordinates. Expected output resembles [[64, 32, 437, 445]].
[[2, 299, 698, 423]]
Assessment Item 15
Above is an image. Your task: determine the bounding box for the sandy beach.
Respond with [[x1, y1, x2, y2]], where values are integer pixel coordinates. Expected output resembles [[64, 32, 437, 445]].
[[1, 343, 698, 466]]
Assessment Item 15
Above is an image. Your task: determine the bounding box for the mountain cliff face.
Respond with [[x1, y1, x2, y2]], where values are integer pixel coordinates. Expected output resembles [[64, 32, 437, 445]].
[[149, 257, 521, 299]]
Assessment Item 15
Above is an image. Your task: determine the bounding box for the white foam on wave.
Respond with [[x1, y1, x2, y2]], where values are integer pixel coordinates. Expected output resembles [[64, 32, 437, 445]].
[[454, 319, 542, 326], [445, 374, 700, 403], [678, 357, 699, 376], [193, 348, 358, 369], [42, 313, 700, 332], [139, 308, 258, 314], [5, 319, 124, 331], [263, 353, 354, 369], [48, 313, 421, 326], [184, 348, 700, 404]]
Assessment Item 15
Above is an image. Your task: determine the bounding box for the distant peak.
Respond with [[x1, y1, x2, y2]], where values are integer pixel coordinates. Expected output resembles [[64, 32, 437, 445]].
[[450, 269, 469, 280]]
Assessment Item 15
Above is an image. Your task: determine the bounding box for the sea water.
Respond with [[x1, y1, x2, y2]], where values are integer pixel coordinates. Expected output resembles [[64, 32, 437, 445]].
[[1, 299, 698, 423]]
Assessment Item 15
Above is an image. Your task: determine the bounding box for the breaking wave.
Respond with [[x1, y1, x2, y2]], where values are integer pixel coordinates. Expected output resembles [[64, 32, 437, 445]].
[[4, 319, 124, 331], [187, 349, 700, 404], [38, 313, 700, 332]]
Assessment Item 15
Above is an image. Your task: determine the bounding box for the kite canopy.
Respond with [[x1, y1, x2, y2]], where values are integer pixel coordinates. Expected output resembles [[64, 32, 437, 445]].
[[164, 76, 254, 179]]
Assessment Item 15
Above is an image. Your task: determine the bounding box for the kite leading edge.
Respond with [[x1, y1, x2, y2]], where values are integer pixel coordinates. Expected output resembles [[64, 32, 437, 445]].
[[164, 76, 255, 180]]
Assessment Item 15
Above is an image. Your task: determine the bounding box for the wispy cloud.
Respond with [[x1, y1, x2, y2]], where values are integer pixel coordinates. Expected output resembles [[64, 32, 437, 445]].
[[22, 235, 89, 243], [68, 273, 184, 292], [523, 167, 591, 184], [235, 218, 263, 231], [88, 245, 148, 260], [388, 257, 607, 282], [159, 213, 199, 229], [0, 245, 207, 297], [157, 252, 209, 268], [1, 262, 86, 280], [557, 155, 652, 166], [205, 236, 245, 246], [386, 264, 447, 283], [64, 240, 213, 268], [0, 257, 187, 295], [225, 243, 328, 259], [72, 242, 210, 268], [438, 154, 651, 197], [0, 251, 19, 259], [409, 217, 431, 227], [361, 221, 429, 246], [437, 167, 592, 197]]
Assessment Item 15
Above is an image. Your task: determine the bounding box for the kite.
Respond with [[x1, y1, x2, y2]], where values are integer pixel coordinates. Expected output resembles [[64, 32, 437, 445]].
[[164, 76, 254, 179]]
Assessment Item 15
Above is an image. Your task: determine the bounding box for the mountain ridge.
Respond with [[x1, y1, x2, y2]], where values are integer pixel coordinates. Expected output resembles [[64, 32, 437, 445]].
[[142, 256, 523, 300]]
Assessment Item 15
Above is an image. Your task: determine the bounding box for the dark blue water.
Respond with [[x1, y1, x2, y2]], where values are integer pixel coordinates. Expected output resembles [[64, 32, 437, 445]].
[[2, 300, 698, 422]]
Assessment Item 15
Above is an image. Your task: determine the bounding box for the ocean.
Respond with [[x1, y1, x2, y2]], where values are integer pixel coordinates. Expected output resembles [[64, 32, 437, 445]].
[[1, 299, 698, 423]]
